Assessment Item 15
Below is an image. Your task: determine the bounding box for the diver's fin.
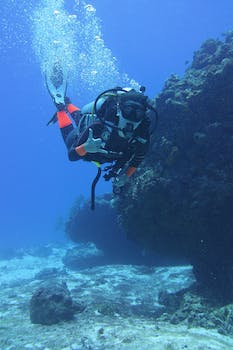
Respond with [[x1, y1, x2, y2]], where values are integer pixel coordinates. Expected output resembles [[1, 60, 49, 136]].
[[46, 112, 58, 126], [45, 61, 68, 105]]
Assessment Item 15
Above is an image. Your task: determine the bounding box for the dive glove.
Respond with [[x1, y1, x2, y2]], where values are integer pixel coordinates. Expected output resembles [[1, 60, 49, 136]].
[[84, 128, 107, 154], [113, 173, 128, 187]]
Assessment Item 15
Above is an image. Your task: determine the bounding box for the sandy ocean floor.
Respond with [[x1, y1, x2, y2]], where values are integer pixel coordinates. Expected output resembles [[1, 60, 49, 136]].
[[0, 243, 233, 350]]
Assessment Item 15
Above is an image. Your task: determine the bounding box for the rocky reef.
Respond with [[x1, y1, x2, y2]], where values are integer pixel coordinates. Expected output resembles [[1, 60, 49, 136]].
[[65, 194, 160, 266], [158, 284, 233, 337], [115, 31, 233, 300]]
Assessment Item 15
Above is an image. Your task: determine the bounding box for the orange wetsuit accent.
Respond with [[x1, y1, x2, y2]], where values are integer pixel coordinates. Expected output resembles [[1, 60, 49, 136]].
[[57, 111, 72, 129], [67, 104, 80, 114], [75, 144, 87, 156], [126, 166, 137, 177]]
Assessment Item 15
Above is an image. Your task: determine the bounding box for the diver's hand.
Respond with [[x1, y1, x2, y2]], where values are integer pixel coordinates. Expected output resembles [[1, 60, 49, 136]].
[[113, 174, 128, 188], [84, 128, 108, 154], [112, 174, 129, 194]]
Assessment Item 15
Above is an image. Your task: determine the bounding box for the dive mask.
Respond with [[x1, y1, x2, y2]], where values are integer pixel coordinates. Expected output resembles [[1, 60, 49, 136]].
[[117, 102, 143, 138]]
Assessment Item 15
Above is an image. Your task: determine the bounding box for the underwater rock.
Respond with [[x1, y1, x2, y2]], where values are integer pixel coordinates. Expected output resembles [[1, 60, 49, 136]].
[[65, 194, 160, 266], [157, 285, 233, 337], [116, 31, 233, 300], [62, 243, 104, 270], [158, 290, 183, 311], [25, 245, 53, 258], [34, 267, 64, 280], [30, 280, 81, 325], [65, 194, 118, 252]]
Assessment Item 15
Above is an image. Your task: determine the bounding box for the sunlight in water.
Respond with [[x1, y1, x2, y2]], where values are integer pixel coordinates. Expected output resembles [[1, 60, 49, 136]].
[[31, 0, 77, 85], [31, 0, 139, 100]]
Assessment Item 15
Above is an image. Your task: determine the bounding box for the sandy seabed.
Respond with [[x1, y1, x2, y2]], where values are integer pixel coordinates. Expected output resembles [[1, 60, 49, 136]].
[[0, 244, 232, 350]]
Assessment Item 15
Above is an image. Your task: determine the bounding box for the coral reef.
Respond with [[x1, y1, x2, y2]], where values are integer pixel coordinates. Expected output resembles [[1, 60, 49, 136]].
[[116, 31, 233, 300]]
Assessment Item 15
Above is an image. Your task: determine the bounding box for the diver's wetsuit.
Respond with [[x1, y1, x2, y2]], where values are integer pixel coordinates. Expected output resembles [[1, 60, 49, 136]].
[[57, 102, 150, 176]]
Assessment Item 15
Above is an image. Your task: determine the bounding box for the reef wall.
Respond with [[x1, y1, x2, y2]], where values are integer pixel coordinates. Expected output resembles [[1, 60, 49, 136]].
[[116, 31, 233, 300]]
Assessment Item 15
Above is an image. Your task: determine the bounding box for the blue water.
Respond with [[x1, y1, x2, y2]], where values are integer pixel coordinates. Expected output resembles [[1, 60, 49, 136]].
[[0, 0, 232, 249]]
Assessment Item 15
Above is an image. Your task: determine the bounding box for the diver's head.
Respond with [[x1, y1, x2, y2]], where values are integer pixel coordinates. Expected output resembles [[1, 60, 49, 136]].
[[116, 100, 145, 138]]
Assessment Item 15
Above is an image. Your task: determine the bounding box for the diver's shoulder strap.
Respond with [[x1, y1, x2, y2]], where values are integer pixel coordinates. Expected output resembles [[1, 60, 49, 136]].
[[77, 113, 99, 134]]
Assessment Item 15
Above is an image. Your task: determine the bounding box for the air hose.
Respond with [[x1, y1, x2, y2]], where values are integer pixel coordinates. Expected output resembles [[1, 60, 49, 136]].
[[91, 166, 102, 210]]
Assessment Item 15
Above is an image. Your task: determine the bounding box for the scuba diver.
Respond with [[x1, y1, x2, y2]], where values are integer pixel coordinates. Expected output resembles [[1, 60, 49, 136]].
[[46, 63, 158, 209]]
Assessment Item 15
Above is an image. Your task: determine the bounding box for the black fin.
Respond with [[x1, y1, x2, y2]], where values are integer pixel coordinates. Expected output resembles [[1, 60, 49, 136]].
[[46, 112, 58, 126]]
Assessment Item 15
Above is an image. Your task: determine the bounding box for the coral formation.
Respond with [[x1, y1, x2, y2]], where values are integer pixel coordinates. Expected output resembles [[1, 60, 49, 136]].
[[158, 285, 233, 337], [116, 31, 233, 300]]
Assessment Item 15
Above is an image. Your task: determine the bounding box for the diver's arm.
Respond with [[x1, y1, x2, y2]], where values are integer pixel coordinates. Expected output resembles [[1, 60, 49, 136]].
[[68, 128, 107, 161], [113, 151, 144, 190], [123, 155, 143, 178], [126, 166, 137, 177], [125, 137, 150, 176], [67, 140, 101, 161], [125, 121, 151, 175], [68, 145, 83, 161]]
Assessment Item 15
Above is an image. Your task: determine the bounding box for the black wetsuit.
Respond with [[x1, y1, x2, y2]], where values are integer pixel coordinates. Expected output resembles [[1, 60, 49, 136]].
[[60, 110, 150, 171]]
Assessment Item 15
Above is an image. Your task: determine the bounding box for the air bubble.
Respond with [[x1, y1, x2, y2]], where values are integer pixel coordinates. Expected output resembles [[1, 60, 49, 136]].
[[84, 4, 96, 13], [30, 0, 139, 101]]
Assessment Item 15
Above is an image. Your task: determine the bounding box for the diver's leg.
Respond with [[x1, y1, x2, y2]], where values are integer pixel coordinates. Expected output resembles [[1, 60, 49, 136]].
[[65, 97, 82, 126], [57, 110, 74, 148], [67, 104, 81, 126]]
